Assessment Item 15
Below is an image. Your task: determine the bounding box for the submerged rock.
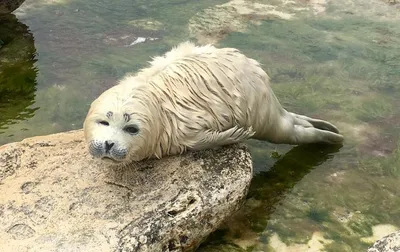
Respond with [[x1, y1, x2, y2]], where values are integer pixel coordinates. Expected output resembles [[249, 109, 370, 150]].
[[188, 0, 302, 44], [0, 130, 252, 251], [127, 19, 163, 31]]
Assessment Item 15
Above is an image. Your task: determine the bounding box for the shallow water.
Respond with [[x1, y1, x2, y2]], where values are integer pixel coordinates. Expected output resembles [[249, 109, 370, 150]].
[[1, 0, 399, 251]]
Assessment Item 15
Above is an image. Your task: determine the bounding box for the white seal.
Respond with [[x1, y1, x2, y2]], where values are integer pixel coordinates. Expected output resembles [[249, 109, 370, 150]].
[[83, 41, 344, 164]]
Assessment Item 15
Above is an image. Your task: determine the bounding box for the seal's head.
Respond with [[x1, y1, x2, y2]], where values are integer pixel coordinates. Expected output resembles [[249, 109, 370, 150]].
[[83, 81, 160, 164]]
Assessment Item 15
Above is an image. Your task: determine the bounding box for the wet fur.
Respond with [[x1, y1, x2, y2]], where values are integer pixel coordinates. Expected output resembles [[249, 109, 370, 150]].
[[83, 41, 344, 164]]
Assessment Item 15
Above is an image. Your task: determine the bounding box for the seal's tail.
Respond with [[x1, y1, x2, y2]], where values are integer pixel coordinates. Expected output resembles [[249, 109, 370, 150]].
[[286, 112, 344, 145]]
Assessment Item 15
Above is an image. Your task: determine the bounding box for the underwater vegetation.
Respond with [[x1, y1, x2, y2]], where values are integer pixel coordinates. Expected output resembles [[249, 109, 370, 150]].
[[196, 2, 400, 251], [0, 0, 399, 251], [0, 0, 228, 144]]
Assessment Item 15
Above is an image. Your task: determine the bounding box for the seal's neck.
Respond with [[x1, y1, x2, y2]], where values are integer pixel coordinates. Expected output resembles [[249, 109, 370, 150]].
[[139, 81, 188, 160]]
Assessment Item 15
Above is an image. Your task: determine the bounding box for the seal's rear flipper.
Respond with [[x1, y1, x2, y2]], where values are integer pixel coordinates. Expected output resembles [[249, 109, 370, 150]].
[[290, 113, 340, 134], [292, 126, 344, 144], [288, 112, 344, 145]]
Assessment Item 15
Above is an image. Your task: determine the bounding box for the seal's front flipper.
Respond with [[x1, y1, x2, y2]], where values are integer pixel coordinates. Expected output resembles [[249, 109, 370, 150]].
[[188, 126, 256, 151]]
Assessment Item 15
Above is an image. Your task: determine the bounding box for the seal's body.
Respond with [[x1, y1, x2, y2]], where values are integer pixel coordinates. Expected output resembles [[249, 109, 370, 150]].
[[83, 41, 343, 164]]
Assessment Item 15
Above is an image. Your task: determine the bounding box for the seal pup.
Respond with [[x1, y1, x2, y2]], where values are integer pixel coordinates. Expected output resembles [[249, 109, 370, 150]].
[[83, 41, 344, 164]]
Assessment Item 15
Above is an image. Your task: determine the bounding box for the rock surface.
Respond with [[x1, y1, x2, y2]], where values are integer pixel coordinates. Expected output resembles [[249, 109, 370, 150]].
[[0, 130, 253, 252], [367, 230, 400, 252], [0, 0, 25, 15]]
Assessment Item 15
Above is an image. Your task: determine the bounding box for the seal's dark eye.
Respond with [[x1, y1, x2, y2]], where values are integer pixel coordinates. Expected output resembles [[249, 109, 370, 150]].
[[98, 120, 109, 126], [124, 125, 139, 135]]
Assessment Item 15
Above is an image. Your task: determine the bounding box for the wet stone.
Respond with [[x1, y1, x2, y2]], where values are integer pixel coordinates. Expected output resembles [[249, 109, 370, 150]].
[[0, 129, 253, 251]]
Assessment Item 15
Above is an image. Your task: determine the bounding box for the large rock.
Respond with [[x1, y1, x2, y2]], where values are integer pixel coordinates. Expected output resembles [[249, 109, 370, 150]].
[[367, 230, 400, 252], [0, 130, 253, 252]]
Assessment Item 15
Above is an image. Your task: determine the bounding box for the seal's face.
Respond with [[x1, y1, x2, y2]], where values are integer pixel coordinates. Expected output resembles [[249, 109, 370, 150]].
[[83, 84, 153, 164], [85, 110, 140, 164]]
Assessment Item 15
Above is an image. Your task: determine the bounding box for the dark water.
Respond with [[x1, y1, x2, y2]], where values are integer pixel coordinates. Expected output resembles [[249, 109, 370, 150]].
[[1, 0, 399, 251], [0, 14, 38, 135]]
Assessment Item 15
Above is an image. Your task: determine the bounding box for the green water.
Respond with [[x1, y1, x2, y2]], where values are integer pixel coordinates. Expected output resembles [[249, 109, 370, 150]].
[[1, 0, 399, 251]]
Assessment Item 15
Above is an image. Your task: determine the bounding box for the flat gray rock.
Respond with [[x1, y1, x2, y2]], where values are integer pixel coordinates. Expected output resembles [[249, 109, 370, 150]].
[[367, 231, 400, 252], [0, 130, 253, 252]]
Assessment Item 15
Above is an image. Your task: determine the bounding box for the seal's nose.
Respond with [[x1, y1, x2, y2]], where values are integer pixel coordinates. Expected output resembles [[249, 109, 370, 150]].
[[105, 140, 114, 152]]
